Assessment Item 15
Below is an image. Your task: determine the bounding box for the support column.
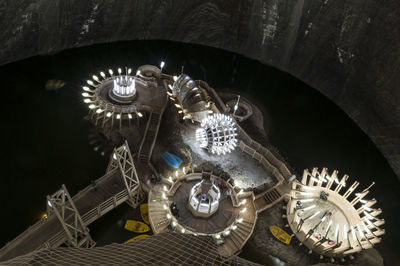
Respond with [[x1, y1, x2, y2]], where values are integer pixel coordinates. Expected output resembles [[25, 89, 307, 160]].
[[46, 184, 95, 248], [107, 140, 143, 208]]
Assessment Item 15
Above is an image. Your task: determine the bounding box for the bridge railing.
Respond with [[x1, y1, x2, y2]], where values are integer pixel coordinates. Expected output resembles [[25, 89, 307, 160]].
[[0, 214, 52, 255], [236, 123, 292, 180], [40, 188, 132, 249], [81, 189, 129, 225]]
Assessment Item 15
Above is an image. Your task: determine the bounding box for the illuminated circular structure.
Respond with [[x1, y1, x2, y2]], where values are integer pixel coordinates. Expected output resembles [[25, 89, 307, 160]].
[[188, 179, 221, 218], [81, 67, 150, 127], [195, 114, 238, 155], [147, 169, 257, 257], [286, 167, 384, 259]]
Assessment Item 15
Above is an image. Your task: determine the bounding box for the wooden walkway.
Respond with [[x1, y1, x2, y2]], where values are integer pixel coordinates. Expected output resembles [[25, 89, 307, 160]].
[[0, 148, 139, 262], [136, 81, 168, 192]]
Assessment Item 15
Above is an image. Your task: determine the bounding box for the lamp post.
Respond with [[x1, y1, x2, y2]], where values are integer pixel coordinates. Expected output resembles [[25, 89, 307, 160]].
[[233, 95, 240, 116]]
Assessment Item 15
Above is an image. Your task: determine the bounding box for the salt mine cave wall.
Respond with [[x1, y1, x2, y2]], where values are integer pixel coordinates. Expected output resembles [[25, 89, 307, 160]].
[[0, 0, 399, 178]]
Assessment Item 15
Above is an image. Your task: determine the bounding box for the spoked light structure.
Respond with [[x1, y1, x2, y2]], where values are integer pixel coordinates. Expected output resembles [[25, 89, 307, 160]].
[[286, 167, 384, 262], [195, 113, 238, 155], [81, 67, 146, 129]]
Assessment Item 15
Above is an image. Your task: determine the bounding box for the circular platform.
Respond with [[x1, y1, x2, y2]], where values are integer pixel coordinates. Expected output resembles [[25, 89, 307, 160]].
[[286, 168, 384, 258], [170, 174, 238, 234]]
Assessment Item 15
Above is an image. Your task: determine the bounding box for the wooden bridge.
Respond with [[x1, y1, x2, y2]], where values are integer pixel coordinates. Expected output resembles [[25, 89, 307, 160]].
[[0, 141, 142, 262]]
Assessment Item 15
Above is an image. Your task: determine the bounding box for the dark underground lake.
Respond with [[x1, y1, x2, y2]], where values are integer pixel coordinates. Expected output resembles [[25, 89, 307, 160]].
[[0, 40, 399, 265]]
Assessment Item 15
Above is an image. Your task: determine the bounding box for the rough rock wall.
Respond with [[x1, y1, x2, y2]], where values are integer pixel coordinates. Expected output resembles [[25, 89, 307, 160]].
[[0, 0, 399, 178]]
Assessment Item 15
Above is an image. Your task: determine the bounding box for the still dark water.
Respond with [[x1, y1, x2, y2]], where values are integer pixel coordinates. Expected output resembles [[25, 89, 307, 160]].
[[0, 40, 399, 263]]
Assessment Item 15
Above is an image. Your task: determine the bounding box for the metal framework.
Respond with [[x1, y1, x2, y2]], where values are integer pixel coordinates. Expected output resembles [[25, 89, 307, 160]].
[[2, 233, 261, 266], [46, 185, 95, 248], [107, 140, 143, 208]]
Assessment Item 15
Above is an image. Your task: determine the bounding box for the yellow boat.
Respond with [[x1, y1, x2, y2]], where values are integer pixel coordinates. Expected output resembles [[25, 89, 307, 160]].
[[269, 225, 292, 245], [124, 220, 150, 233], [140, 203, 150, 224], [124, 234, 150, 244]]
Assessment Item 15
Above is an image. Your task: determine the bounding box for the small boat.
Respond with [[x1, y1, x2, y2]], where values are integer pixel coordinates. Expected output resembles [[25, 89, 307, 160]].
[[140, 203, 150, 224], [269, 225, 292, 245], [124, 220, 150, 233], [124, 234, 150, 244], [45, 79, 65, 91], [162, 152, 182, 168]]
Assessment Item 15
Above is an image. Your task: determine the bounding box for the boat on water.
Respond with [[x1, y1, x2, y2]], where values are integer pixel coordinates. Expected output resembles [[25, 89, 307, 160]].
[[269, 225, 292, 245], [45, 79, 65, 91], [124, 234, 150, 244], [162, 152, 182, 168], [140, 203, 149, 224], [124, 220, 150, 233]]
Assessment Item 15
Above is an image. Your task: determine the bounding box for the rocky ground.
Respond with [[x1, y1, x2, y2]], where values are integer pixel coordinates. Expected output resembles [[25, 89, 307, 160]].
[[152, 94, 274, 190]]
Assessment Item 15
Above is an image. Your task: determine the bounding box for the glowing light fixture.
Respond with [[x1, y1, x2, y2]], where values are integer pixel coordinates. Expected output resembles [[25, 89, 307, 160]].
[[195, 113, 238, 155], [300, 199, 314, 203], [303, 205, 316, 211], [309, 210, 320, 220], [112, 76, 135, 97], [335, 224, 339, 239]]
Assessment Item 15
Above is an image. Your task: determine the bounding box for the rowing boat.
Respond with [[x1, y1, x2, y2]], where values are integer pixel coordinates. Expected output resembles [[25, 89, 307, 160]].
[[269, 225, 292, 245], [124, 220, 150, 233]]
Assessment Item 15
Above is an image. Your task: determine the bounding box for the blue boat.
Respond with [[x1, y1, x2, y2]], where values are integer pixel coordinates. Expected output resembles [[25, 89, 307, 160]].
[[162, 152, 182, 168]]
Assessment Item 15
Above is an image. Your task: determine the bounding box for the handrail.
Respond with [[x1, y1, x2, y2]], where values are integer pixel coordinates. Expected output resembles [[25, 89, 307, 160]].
[[238, 141, 285, 184]]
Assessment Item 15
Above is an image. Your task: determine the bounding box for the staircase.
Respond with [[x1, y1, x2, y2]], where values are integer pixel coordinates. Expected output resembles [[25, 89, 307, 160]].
[[254, 183, 291, 213], [218, 218, 256, 257], [148, 186, 170, 234], [138, 110, 162, 163], [263, 187, 281, 204]]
